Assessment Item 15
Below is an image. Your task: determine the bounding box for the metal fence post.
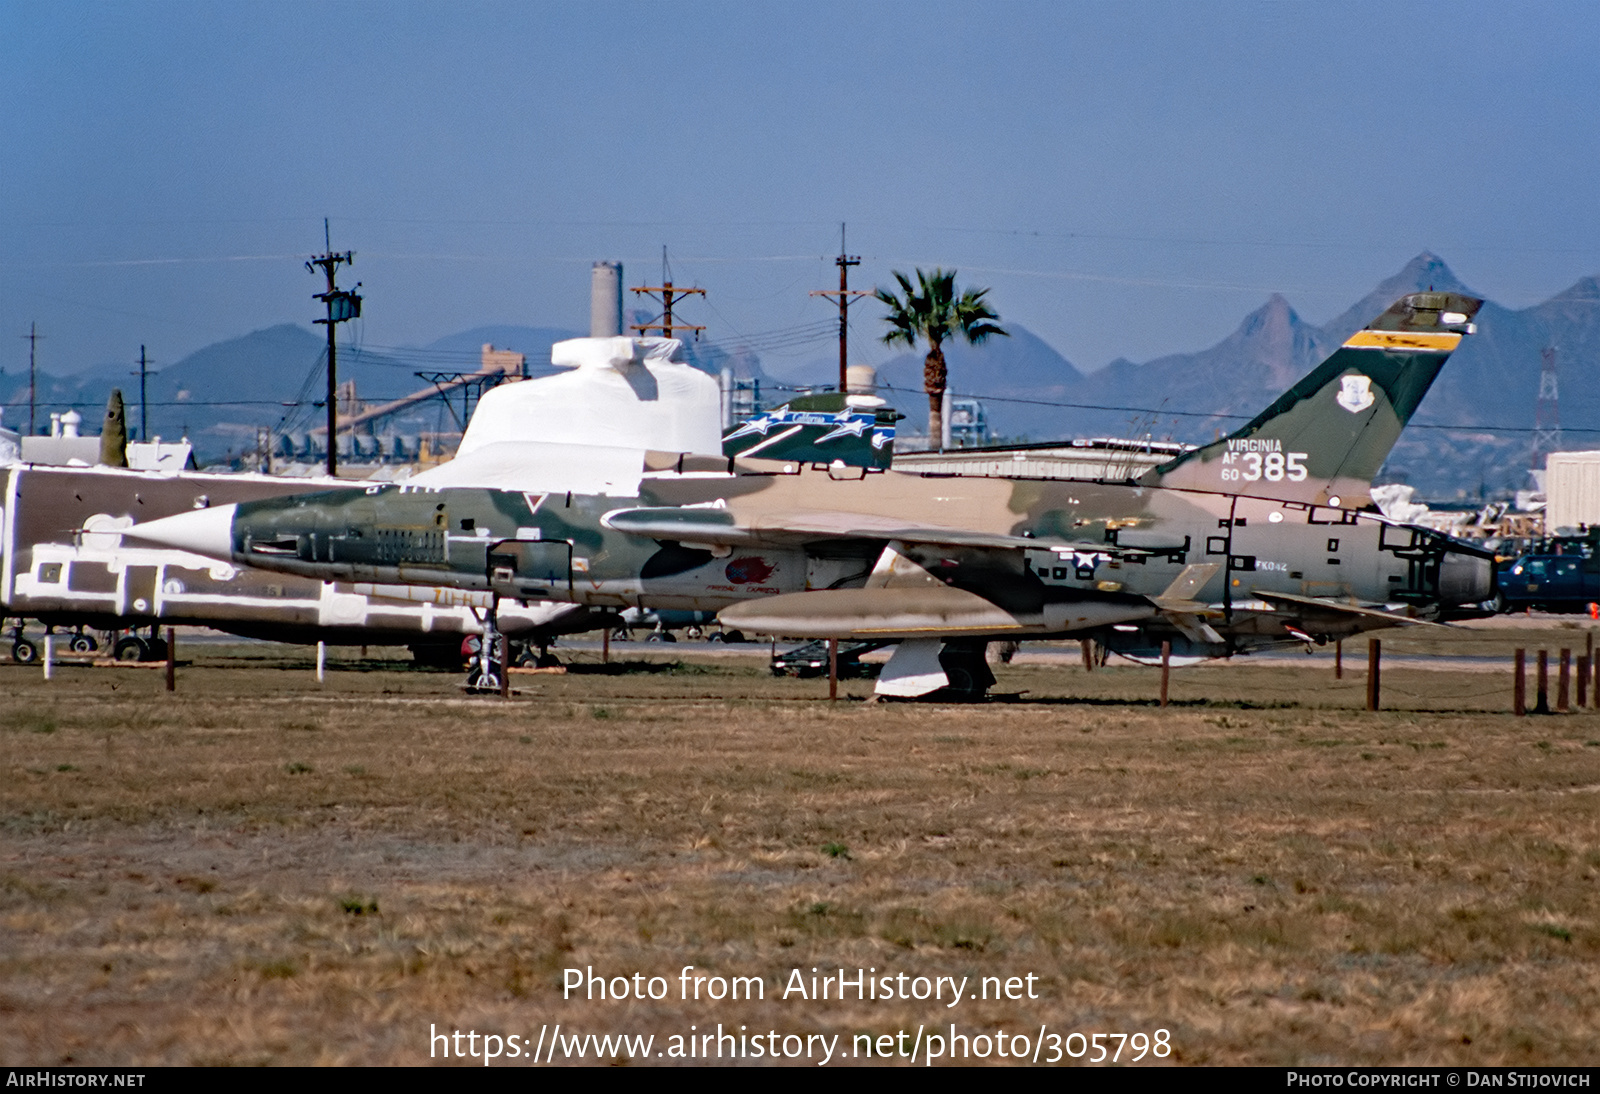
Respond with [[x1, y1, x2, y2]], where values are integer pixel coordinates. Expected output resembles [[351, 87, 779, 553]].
[[1366, 638, 1380, 712], [1160, 640, 1171, 708]]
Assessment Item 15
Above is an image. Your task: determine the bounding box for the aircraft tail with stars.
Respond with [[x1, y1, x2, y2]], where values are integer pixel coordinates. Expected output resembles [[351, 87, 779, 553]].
[[721, 391, 900, 470]]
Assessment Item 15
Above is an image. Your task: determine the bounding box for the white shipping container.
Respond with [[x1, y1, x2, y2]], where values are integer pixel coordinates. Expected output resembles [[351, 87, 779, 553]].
[[1544, 450, 1600, 532]]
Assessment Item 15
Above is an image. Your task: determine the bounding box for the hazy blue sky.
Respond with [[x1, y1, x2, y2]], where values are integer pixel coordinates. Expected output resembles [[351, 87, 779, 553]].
[[4, 0, 1598, 379]]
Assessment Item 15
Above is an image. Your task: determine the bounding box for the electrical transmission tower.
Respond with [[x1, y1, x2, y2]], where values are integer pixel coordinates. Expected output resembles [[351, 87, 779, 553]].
[[809, 223, 870, 393], [629, 247, 705, 340], [1532, 345, 1562, 472], [306, 220, 362, 477]]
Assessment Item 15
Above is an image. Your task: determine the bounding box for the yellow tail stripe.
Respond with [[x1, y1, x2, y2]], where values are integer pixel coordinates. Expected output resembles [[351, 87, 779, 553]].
[[1343, 329, 1461, 352]]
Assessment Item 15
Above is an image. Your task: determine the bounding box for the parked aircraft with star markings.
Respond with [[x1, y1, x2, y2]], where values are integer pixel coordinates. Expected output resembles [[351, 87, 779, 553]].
[[127, 293, 1494, 698]]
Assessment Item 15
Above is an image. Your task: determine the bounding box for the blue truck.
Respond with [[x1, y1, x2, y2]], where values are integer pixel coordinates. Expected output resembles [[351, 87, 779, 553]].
[[1497, 542, 1600, 613]]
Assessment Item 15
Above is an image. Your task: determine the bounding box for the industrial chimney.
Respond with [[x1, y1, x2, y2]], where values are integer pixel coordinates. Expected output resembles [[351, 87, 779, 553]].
[[590, 261, 623, 338]]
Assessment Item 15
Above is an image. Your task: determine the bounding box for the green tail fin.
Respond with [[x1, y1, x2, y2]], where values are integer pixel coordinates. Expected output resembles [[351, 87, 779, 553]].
[[1142, 292, 1482, 508]]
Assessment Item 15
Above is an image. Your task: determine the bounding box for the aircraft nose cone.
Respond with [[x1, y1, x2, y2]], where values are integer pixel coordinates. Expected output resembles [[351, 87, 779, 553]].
[[123, 503, 238, 561]]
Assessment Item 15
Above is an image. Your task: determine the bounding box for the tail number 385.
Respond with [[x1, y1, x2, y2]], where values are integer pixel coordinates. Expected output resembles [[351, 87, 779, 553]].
[[1220, 452, 1307, 482]]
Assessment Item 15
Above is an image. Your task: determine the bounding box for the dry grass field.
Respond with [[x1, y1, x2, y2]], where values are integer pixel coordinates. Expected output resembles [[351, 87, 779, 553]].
[[3, 631, 1599, 1066]]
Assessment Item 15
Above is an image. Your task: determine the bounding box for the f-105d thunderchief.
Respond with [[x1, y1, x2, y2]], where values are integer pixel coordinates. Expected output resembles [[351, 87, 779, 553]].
[[129, 293, 1494, 699]]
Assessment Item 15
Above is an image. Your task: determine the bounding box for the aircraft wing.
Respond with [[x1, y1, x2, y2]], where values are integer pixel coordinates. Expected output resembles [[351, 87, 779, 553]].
[[601, 505, 1124, 555], [1249, 589, 1448, 629]]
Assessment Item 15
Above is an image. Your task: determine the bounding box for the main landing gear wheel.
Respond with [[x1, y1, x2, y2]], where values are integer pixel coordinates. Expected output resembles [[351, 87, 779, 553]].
[[934, 640, 997, 702], [114, 636, 148, 662], [12, 638, 38, 665]]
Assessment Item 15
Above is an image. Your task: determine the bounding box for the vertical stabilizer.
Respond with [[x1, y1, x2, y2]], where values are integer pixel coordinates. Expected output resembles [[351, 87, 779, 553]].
[[721, 392, 899, 469], [1142, 292, 1481, 508]]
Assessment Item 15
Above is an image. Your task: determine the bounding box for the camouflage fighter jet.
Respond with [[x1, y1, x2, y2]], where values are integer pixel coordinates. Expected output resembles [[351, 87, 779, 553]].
[[127, 293, 1493, 698], [0, 336, 720, 665]]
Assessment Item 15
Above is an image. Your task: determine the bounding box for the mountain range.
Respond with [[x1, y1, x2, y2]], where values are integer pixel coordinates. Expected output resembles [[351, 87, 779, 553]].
[[3, 253, 1593, 499], [856, 253, 1597, 500]]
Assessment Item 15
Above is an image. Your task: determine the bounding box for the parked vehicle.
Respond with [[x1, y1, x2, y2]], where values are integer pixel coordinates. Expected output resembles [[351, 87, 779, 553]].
[[770, 639, 890, 678], [1496, 550, 1600, 613]]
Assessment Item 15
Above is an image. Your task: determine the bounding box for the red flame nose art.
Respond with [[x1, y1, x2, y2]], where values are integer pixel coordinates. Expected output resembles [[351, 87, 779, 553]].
[[725, 557, 775, 585]]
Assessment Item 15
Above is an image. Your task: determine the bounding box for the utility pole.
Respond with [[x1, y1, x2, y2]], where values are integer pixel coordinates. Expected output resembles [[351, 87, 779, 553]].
[[629, 246, 705, 340], [306, 220, 361, 477], [131, 345, 149, 441], [809, 223, 869, 392], [21, 322, 41, 435]]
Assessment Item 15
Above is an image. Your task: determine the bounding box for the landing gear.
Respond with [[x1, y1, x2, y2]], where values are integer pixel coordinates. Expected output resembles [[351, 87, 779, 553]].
[[69, 630, 97, 654], [874, 638, 996, 701], [464, 600, 504, 692], [935, 639, 996, 701], [114, 635, 148, 662], [512, 641, 561, 669], [12, 637, 38, 664]]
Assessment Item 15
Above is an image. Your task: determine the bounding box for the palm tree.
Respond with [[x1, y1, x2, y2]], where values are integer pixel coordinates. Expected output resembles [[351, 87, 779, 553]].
[[875, 268, 1007, 449]]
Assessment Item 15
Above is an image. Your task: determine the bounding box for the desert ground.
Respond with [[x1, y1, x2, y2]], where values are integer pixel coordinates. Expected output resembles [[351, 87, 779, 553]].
[[2, 624, 1598, 1066]]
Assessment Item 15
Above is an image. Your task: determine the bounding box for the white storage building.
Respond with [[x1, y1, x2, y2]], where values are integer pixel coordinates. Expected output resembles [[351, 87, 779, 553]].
[[1544, 450, 1600, 533]]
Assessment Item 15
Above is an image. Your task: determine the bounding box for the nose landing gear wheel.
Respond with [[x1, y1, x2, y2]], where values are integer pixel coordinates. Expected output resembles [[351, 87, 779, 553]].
[[465, 663, 504, 691]]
